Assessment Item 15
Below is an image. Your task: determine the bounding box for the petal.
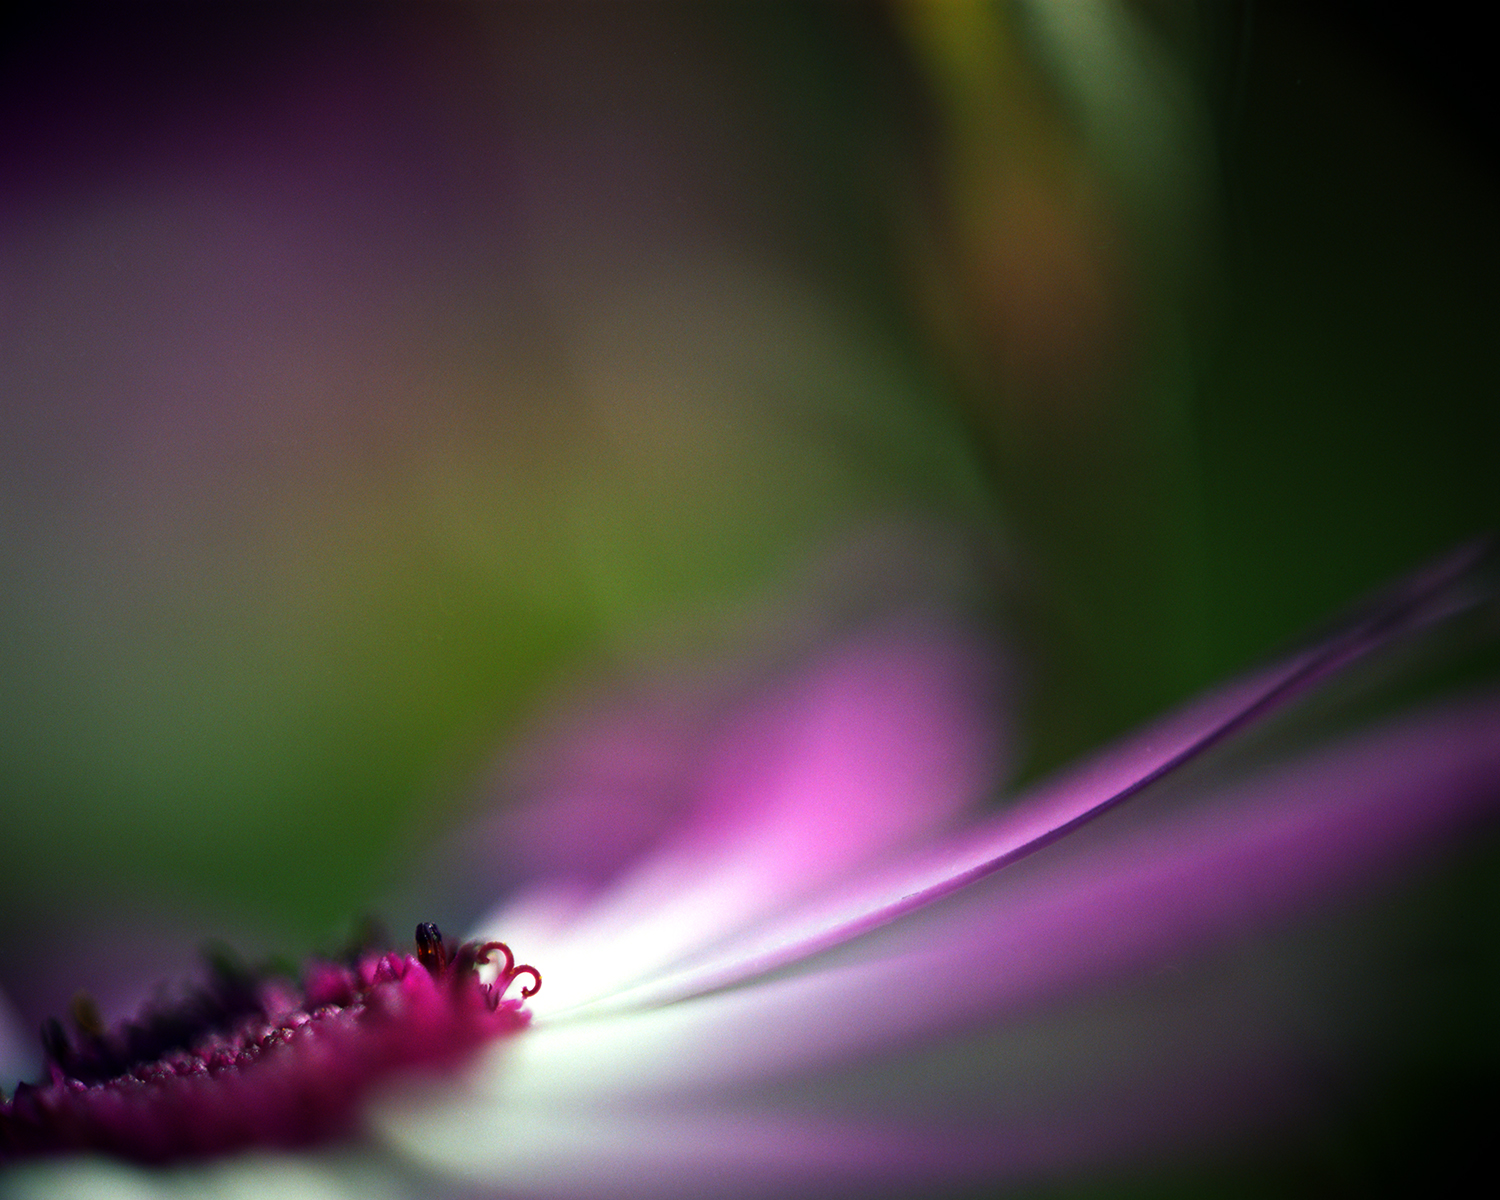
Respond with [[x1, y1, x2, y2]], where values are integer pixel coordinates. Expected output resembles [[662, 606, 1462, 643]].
[[558, 543, 1492, 1016], [398, 692, 1500, 1107], [478, 619, 1005, 1016], [378, 1092, 1315, 1200], [373, 692, 1500, 1193]]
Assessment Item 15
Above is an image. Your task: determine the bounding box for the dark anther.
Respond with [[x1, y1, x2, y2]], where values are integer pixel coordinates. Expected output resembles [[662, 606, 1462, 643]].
[[414, 922, 448, 973]]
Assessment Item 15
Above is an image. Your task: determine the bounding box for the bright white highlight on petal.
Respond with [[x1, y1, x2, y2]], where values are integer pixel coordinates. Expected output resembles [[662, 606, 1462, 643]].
[[480, 625, 1002, 1017]]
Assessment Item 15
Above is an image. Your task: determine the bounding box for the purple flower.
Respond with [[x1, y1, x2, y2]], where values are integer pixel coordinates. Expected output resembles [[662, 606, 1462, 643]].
[[3, 546, 1498, 1198]]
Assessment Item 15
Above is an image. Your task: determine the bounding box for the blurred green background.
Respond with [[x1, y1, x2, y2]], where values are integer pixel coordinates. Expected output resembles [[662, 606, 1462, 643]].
[[0, 0, 1495, 1108]]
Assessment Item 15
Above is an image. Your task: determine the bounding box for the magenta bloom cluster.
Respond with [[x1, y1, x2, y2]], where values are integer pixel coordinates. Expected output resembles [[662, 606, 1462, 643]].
[[0, 926, 535, 1162]]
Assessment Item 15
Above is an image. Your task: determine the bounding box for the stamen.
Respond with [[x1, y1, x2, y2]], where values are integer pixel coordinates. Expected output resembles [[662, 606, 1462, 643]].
[[414, 921, 449, 973], [472, 940, 515, 975], [464, 941, 542, 1000], [508, 964, 543, 1000]]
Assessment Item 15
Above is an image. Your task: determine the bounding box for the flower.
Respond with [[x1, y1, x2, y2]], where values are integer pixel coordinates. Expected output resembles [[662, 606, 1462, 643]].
[[1, 927, 538, 1162], [4, 544, 1498, 1198]]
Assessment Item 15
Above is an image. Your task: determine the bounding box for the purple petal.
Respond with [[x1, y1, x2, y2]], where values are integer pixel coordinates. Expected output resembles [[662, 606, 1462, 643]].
[[371, 689, 1500, 1193], [561, 544, 1491, 1015], [461, 692, 1500, 1102]]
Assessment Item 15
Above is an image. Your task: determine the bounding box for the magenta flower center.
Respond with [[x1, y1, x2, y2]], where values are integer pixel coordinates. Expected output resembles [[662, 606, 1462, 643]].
[[0, 924, 538, 1163]]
